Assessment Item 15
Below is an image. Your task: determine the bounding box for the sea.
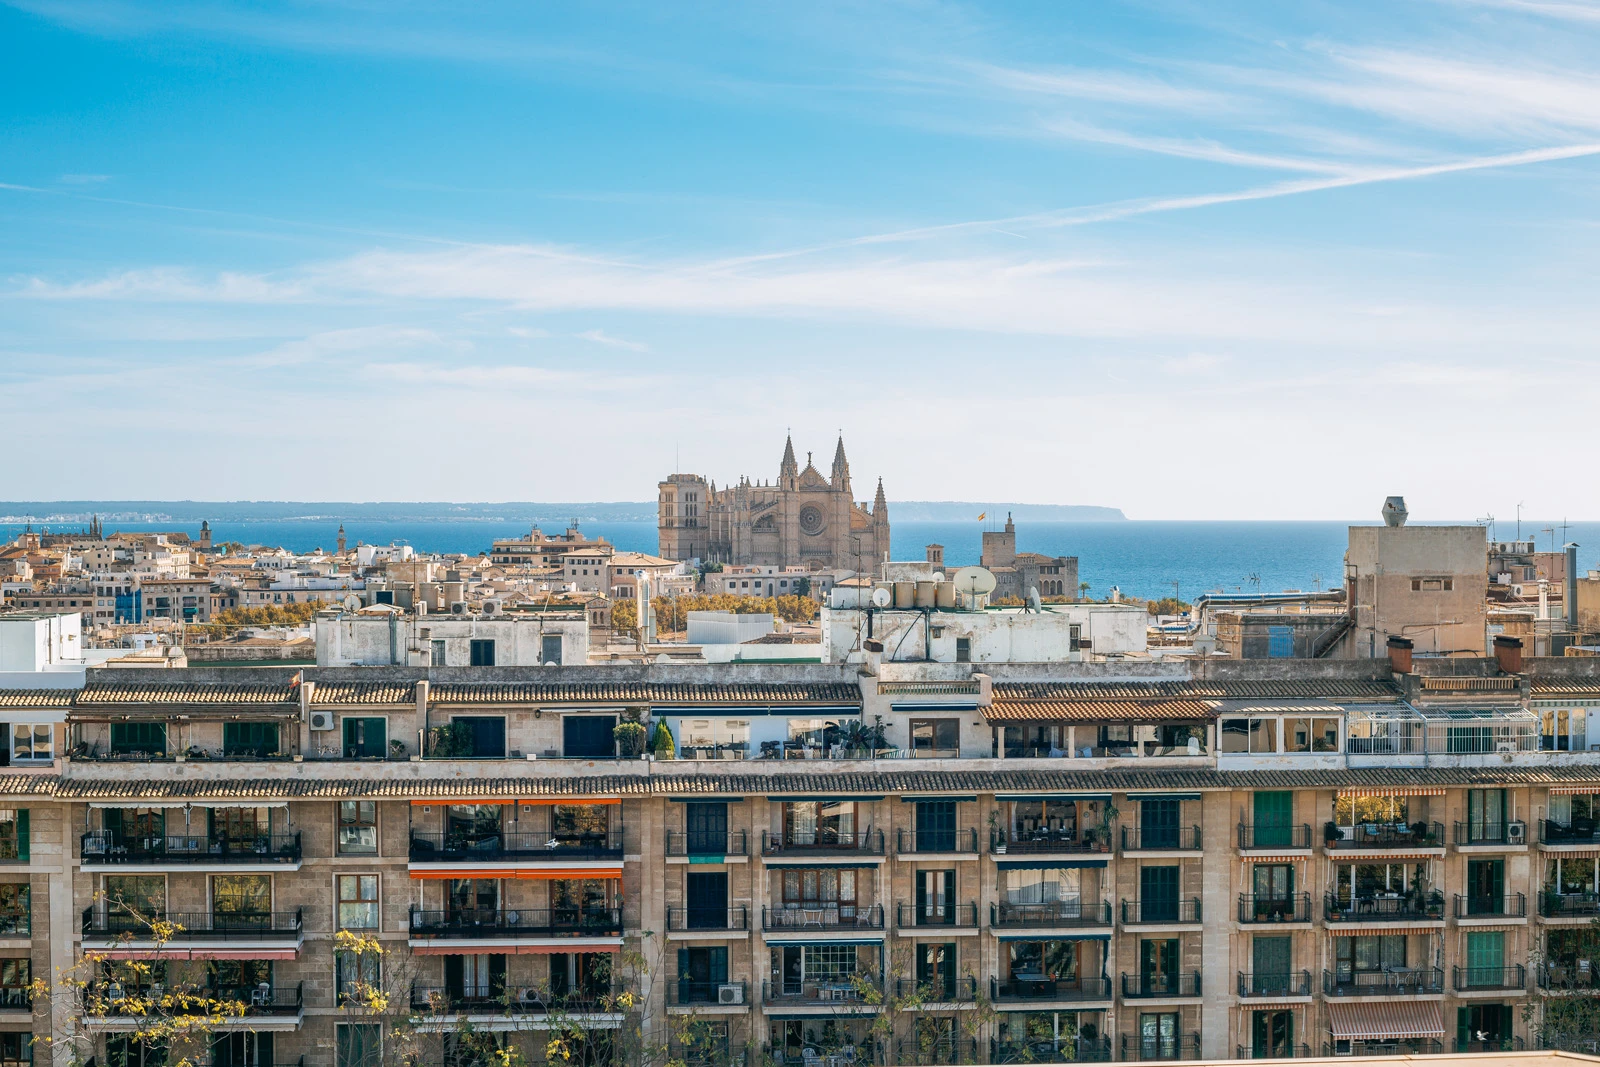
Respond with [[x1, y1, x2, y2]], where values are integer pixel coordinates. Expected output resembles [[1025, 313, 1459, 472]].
[[11, 517, 1599, 603]]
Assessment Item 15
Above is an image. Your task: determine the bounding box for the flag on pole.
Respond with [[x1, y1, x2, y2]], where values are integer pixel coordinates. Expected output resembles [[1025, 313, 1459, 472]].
[[977, 512, 986, 521]]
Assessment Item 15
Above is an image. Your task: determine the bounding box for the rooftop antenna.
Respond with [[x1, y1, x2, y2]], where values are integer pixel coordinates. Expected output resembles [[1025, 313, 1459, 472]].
[[1542, 526, 1556, 553], [1476, 513, 1495, 540], [1312, 573, 1324, 591], [1245, 573, 1261, 596], [1170, 579, 1181, 601], [1517, 501, 1524, 541]]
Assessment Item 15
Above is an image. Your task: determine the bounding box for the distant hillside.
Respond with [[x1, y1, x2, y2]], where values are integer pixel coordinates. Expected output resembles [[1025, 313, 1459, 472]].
[[894, 502, 1126, 522]]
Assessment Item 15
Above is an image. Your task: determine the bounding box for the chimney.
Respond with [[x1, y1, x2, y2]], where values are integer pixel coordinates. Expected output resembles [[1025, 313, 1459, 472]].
[[1494, 635, 1523, 675], [1386, 635, 1413, 674], [1566, 543, 1580, 633]]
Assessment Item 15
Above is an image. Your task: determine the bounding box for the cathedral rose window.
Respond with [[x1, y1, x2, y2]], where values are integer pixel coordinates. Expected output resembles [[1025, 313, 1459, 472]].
[[799, 506, 825, 534]]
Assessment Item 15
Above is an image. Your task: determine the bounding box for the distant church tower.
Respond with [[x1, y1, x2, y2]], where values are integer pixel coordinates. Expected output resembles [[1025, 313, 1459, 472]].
[[199, 520, 212, 551], [337, 524, 347, 555]]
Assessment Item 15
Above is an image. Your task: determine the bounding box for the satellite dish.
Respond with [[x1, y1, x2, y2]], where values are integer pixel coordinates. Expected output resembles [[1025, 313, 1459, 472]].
[[952, 566, 997, 597], [870, 587, 892, 608], [342, 594, 360, 612]]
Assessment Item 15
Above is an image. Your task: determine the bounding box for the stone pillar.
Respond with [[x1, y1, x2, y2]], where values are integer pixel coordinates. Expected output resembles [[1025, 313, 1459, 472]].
[[1200, 789, 1234, 1059]]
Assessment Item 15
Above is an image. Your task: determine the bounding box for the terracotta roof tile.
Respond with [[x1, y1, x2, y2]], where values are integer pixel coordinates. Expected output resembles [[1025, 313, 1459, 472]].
[[0, 689, 75, 709], [993, 679, 1400, 702], [427, 682, 860, 706], [311, 683, 415, 706], [75, 683, 297, 706], [984, 699, 1219, 722]]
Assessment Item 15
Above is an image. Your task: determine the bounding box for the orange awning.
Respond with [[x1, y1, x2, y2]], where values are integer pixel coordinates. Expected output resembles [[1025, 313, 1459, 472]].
[[1327, 924, 1436, 936], [409, 868, 622, 881], [1550, 786, 1600, 795], [1338, 787, 1446, 797], [1329, 1001, 1444, 1040]]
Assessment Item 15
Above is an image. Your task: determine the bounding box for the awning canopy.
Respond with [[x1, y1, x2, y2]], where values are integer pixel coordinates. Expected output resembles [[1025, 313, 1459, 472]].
[[1328, 925, 1436, 937], [996, 793, 1110, 803], [1337, 787, 1446, 797], [760, 938, 880, 947], [410, 943, 617, 956], [996, 860, 1108, 870], [669, 797, 745, 803], [1328, 1001, 1444, 1040], [1550, 786, 1600, 795], [899, 796, 978, 803], [88, 801, 289, 810], [408, 798, 622, 807], [91, 947, 298, 961], [1125, 793, 1201, 802], [409, 867, 622, 881], [996, 933, 1110, 942]]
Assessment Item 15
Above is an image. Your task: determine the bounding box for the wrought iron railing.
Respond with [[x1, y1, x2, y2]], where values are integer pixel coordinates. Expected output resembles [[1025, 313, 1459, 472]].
[[990, 900, 1112, 929], [1120, 898, 1201, 924], [1237, 971, 1311, 997], [408, 906, 622, 938]]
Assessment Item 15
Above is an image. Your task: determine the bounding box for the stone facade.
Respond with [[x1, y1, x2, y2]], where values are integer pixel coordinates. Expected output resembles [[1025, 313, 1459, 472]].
[[658, 436, 890, 571]]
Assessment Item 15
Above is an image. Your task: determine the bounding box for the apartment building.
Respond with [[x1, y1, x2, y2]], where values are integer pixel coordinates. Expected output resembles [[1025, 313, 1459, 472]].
[[0, 651, 1596, 1067]]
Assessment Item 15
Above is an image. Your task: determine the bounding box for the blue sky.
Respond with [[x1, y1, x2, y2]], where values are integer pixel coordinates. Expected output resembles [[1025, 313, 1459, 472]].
[[5, 1, 1600, 519]]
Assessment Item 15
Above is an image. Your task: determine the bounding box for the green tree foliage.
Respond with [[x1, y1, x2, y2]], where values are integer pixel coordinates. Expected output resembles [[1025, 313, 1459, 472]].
[[1145, 597, 1193, 616]]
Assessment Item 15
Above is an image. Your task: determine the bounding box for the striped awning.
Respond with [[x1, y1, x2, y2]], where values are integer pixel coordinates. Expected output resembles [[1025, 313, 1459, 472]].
[[1545, 848, 1600, 858], [1327, 925, 1437, 936], [1549, 786, 1600, 795], [408, 798, 621, 807], [1337, 787, 1446, 797], [1328, 853, 1440, 863], [1245, 856, 1307, 865], [1328, 1001, 1444, 1040]]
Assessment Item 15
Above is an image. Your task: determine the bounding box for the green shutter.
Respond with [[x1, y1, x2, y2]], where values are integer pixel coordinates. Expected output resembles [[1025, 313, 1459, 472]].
[[16, 811, 27, 863]]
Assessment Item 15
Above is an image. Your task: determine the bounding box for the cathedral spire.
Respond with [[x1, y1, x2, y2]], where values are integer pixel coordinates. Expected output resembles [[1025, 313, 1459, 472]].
[[779, 433, 798, 489], [830, 434, 851, 492], [873, 477, 888, 521]]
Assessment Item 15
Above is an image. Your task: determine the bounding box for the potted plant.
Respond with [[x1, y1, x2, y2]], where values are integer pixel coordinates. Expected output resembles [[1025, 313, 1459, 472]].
[[649, 720, 676, 759], [613, 721, 647, 759], [1410, 819, 1428, 841], [389, 738, 407, 760], [1324, 821, 1344, 845], [1096, 803, 1120, 850], [989, 810, 1006, 854]]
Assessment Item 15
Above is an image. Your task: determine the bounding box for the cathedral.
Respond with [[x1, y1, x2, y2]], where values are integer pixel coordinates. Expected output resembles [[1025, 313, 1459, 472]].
[[657, 435, 891, 570]]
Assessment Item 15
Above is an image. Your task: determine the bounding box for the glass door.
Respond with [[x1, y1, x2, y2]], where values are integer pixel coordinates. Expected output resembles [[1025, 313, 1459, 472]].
[[1140, 866, 1180, 922], [916, 870, 955, 926], [1140, 939, 1178, 995], [1252, 1010, 1293, 1058], [915, 801, 956, 852]]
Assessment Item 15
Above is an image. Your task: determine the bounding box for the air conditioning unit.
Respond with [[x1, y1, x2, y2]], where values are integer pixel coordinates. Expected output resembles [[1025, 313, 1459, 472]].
[[309, 711, 336, 731], [717, 983, 743, 1005], [451, 602, 468, 615], [1507, 821, 1526, 844]]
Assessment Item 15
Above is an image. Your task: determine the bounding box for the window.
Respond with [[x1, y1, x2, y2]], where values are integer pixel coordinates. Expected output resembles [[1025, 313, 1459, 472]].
[[0, 1031, 30, 1067], [0, 886, 28, 935], [336, 1023, 382, 1067], [909, 719, 959, 756], [782, 801, 856, 846], [781, 868, 857, 911], [451, 716, 507, 759], [1004, 867, 1080, 905], [336, 950, 381, 1003], [338, 875, 379, 929], [1334, 795, 1409, 827], [430, 639, 446, 666], [0, 959, 28, 1009], [0, 813, 26, 862], [338, 801, 378, 855], [468, 639, 495, 667], [1267, 626, 1294, 658], [1286, 718, 1339, 753], [1335, 934, 1405, 977], [1069, 625, 1084, 652], [1221, 718, 1278, 753], [223, 722, 279, 758], [104, 875, 166, 917], [10, 725, 50, 762], [213, 875, 271, 917], [110, 722, 166, 756], [343, 717, 386, 759], [541, 634, 563, 665]]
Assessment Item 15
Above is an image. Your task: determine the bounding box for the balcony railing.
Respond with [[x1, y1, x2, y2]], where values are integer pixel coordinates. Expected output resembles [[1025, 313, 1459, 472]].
[[665, 830, 747, 857], [1121, 898, 1201, 925], [1322, 968, 1444, 996], [1538, 962, 1600, 990], [1453, 821, 1526, 847], [1326, 822, 1443, 850], [991, 829, 1110, 855], [671, 979, 749, 1007], [1237, 823, 1312, 851], [990, 975, 1111, 1003], [1120, 826, 1202, 852], [408, 830, 622, 862], [990, 900, 1112, 929], [991, 1037, 1112, 1063], [1235, 1045, 1312, 1060], [1540, 892, 1600, 919], [82, 907, 303, 940], [1120, 1034, 1200, 1062], [1323, 891, 1444, 923], [1237, 893, 1311, 924], [81, 831, 301, 865], [1237, 971, 1312, 997], [666, 905, 749, 932], [1453, 892, 1526, 919], [1455, 1037, 1524, 1054], [87, 981, 303, 1017], [1541, 820, 1600, 845], [762, 976, 881, 1005], [895, 903, 977, 930], [898, 1037, 979, 1065], [1120, 971, 1200, 998], [1452, 964, 1525, 991], [408, 906, 623, 939], [761, 829, 884, 856], [206, 982, 304, 1015], [893, 977, 977, 1002], [1324, 1040, 1442, 1057], [896, 828, 979, 855], [761, 904, 884, 931], [410, 984, 611, 1015]]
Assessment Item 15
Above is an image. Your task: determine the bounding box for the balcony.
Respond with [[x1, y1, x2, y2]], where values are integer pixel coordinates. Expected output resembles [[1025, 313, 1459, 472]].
[[896, 903, 978, 930], [893, 977, 978, 1002], [1538, 962, 1600, 990], [1453, 820, 1527, 848], [1453, 892, 1527, 919], [410, 984, 615, 1016], [1452, 964, 1526, 992], [761, 829, 884, 858], [990, 900, 1112, 930], [1120, 826, 1202, 853], [84, 982, 303, 1028], [666, 905, 749, 933], [1323, 891, 1444, 924], [1541, 820, 1600, 846], [1454, 1037, 1524, 1053], [1325, 822, 1444, 852], [898, 1037, 979, 1065], [1237, 971, 1312, 998], [81, 907, 304, 945], [407, 906, 623, 942], [1237, 823, 1313, 851], [1237, 893, 1311, 924], [81, 831, 301, 868], [762, 905, 884, 933], [1540, 891, 1600, 919], [408, 829, 623, 863], [1324, 1040, 1442, 1057], [762, 975, 882, 1007], [992, 1037, 1112, 1064], [1120, 898, 1201, 925], [665, 830, 747, 858], [896, 828, 979, 855], [1235, 1045, 1312, 1059], [991, 828, 1110, 856], [1119, 1034, 1200, 1062], [1322, 968, 1444, 996], [670, 979, 750, 1007], [990, 975, 1111, 1004], [1120, 971, 1200, 998]]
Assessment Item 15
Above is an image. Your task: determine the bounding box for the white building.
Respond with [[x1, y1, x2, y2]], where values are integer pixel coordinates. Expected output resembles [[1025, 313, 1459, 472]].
[[315, 607, 589, 667], [821, 601, 1148, 664]]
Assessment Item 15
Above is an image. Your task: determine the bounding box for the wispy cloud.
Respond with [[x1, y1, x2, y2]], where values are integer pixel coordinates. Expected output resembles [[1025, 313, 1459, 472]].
[[575, 328, 649, 352], [59, 173, 109, 185]]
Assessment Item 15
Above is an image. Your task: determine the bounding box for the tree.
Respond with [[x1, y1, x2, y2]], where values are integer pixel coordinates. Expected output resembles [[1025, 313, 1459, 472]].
[[1077, 582, 1091, 601], [1145, 597, 1192, 616], [793, 576, 812, 599], [1526, 917, 1600, 1052], [611, 599, 638, 633]]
